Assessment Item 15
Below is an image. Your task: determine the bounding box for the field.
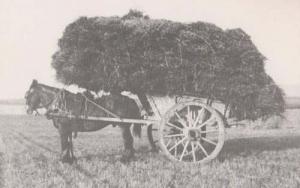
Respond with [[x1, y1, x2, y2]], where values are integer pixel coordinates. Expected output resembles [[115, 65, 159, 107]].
[[285, 97, 300, 109], [0, 110, 300, 188]]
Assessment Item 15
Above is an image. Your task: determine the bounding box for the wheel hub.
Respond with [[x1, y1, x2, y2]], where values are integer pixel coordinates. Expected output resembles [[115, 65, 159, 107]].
[[184, 128, 201, 141]]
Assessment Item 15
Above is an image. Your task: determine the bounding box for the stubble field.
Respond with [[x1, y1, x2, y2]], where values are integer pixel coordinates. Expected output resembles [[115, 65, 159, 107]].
[[0, 109, 300, 188]]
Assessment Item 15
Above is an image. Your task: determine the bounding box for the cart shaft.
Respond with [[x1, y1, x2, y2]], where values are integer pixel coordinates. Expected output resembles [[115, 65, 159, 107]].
[[49, 113, 159, 125]]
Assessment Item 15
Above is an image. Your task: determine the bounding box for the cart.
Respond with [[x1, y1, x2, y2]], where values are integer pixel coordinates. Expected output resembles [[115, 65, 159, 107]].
[[49, 94, 226, 164]]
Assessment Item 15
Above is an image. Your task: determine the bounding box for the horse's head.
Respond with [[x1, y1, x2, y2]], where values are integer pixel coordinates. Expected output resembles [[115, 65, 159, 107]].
[[25, 79, 42, 114]]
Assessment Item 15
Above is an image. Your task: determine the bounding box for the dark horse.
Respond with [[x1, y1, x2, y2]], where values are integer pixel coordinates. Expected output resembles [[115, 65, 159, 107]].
[[25, 80, 142, 164]]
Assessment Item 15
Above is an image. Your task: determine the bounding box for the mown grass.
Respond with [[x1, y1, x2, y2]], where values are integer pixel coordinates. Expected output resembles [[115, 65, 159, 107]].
[[0, 110, 300, 187]]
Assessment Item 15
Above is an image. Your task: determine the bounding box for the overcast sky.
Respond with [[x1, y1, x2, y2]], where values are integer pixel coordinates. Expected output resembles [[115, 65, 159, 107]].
[[0, 0, 299, 99]]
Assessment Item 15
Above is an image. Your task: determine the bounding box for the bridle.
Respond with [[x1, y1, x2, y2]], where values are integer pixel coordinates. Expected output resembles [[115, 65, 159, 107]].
[[26, 86, 63, 113]]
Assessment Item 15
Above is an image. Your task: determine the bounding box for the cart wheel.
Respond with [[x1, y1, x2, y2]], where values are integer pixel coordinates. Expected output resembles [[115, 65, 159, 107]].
[[147, 124, 159, 152], [159, 101, 225, 164]]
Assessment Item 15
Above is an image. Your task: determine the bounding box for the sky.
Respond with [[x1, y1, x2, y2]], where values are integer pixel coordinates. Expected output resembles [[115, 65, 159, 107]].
[[0, 0, 300, 99]]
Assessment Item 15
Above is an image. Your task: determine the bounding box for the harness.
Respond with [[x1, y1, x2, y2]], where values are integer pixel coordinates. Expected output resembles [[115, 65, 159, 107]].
[[79, 93, 120, 118], [44, 89, 65, 119], [46, 89, 123, 137]]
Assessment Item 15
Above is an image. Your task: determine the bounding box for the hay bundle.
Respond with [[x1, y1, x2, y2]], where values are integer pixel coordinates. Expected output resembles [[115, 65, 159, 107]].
[[52, 10, 284, 120]]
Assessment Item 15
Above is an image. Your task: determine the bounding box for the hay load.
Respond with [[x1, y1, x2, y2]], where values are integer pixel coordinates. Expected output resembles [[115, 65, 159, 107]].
[[52, 10, 284, 120]]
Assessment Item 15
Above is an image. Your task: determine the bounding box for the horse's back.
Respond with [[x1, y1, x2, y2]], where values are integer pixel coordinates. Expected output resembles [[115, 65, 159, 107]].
[[76, 93, 141, 132], [102, 94, 141, 119]]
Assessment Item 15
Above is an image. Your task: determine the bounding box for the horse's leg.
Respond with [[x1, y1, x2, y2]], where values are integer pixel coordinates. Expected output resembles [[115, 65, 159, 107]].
[[120, 124, 135, 163], [58, 122, 73, 164], [68, 133, 76, 161]]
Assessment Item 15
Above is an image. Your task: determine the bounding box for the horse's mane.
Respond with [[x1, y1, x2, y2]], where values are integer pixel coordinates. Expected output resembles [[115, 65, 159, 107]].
[[37, 83, 61, 92]]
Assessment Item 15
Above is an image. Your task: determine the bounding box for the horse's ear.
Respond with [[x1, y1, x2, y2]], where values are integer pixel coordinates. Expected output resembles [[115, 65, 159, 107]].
[[31, 79, 38, 88]]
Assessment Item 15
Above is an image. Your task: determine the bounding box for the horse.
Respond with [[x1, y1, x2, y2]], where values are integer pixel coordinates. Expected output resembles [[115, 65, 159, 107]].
[[25, 79, 142, 164]]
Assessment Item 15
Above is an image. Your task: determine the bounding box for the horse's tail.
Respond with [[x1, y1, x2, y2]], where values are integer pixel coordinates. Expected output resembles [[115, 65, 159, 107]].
[[132, 124, 141, 138]]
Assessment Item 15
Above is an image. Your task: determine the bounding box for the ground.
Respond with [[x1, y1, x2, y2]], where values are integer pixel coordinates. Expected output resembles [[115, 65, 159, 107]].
[[0, 110, 300, 188]]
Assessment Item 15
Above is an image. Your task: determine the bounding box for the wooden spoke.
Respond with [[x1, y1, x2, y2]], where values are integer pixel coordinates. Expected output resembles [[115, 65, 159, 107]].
[[198, 116, 216, 129], [175, 143, 178, 157], [179, 141, 189, 161], [187, 105, 192, 127], [191, 110, 198, 127], [192, 110, 201, 128], [168, 137, 186, 152], [191, 142, 196, 162], [164, 133, 185, 138], [174, 111, 182, 120], [176, 120, 186, 128], [191, 110, 195, 120], [165, 139, 172, 148], [201, 137, 217, 146], [166, 122, 183, 131], [197, 142, 209, 157], [192, 108, 204, 127], [178, 120, 187, 127], [175, 111, 187, 127], [180, 139, 186, 148]]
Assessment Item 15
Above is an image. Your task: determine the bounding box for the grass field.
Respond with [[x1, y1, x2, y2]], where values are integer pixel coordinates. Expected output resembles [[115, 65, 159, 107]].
[[0, 110, 300, 188], [285, 97, 300, 109]]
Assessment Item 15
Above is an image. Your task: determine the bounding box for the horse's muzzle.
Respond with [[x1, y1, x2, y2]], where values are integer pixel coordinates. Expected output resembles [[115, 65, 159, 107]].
[[26, 107, 33, 115]]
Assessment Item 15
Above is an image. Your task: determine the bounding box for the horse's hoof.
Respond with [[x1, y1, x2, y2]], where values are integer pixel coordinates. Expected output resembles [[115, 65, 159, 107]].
[[64, 159, 74, 164], [120, 156, 130, 163], [61, 158, 72, 164], [120, 154, 135, 163], [61, 156, 74, 164]]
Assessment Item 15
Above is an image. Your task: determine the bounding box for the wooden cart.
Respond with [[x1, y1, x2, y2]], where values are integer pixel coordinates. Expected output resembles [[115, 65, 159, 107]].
[[49, 94, 226, 164]]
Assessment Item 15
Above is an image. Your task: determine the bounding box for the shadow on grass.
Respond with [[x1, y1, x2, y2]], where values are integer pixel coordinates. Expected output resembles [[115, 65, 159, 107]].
[[218, 135, 300, 160], [71, 153, 118, 183], [15, 132, 59, 154], [76, 152, 118, 163], [15, 132, 100, 182]]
